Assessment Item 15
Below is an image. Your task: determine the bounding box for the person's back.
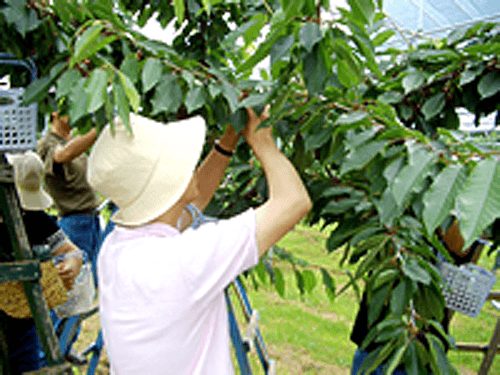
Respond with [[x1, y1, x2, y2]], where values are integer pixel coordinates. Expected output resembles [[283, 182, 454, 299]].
[[99, 213, 257, 374]]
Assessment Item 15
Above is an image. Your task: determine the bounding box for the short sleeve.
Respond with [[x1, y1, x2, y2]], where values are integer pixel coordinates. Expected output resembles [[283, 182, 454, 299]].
[[36, 135, 58, 177], [182, 208, 258, 303]]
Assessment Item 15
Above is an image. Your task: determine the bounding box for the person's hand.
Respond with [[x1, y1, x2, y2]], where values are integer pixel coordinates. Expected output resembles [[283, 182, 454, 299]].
[[56, 256, 83, 290], [242, 105, 271, 148]]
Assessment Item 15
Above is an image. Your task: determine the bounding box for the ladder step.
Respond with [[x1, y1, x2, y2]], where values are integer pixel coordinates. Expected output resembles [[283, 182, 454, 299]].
[[267, 359, 277, 375], [243, 310, 260, 352], [0, 260, 40, 283]]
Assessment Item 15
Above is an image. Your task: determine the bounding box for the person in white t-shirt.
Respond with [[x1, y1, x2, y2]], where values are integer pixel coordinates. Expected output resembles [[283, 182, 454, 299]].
[[87, 107, 312, 375]]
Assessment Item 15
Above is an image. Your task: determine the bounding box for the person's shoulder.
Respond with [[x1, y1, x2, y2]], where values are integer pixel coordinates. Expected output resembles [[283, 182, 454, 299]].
[[36, 132, 52, 152]]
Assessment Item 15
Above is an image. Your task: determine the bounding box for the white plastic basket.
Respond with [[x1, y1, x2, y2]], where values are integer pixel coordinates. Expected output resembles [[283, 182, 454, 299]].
[[54, 263, 96, 318], [0, 88, 37, 152], [440, 262, 497, 318]]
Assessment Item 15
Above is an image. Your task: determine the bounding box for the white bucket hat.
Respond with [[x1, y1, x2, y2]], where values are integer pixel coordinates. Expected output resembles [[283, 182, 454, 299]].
[[6, 151, 54, 210], [88, 113, 206, 226]]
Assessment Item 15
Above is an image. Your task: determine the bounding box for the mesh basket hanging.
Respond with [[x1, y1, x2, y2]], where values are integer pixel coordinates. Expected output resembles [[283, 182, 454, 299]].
[[440, 262, 497, 318]]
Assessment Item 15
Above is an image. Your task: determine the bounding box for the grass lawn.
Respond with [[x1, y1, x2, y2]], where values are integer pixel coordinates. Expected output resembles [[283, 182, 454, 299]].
[[72, 224, 500, 374]]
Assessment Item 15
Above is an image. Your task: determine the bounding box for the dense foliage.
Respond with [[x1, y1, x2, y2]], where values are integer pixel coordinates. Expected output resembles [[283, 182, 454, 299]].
[[1, 0, 499, 372]]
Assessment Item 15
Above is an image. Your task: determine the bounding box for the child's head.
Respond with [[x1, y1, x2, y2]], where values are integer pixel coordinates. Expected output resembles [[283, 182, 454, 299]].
[[88, 114, 206, 226]]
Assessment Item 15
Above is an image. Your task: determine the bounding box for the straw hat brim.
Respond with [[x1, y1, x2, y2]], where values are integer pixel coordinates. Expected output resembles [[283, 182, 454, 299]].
[[90, 115, 207, 226]]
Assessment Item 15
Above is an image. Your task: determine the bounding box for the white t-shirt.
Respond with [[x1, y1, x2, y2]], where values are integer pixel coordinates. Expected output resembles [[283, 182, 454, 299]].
[[98, 209, 259, 375]]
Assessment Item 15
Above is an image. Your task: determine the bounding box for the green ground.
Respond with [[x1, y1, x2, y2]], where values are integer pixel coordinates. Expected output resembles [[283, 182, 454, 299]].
[[72, 224, 500, 374]]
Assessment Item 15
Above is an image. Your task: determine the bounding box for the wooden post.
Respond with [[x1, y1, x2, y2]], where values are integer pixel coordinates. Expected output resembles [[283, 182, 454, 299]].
[[478, 318, 500, 375]]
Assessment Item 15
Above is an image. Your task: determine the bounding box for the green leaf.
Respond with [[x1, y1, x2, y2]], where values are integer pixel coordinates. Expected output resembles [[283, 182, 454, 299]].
[[68, 78, 88, 124], [402, 71, 425, 94], [184, 86, 207, 113], [274, 267, 285, 297], [422, 164, 466, 235], [56, 69, 81, 99], [421, 93, 446, 120], [337, 59, 359, 88], [372, 30, 395, 47], [71, 23, 105, 68], [303, 44, 327, 95], [299, 22, 322, 53], [390, 279, 409, 315], [348, 0, 375, 26], [85, 69, 108, 113], [113, 75, 131, 134], [208, 83, 223, 99], [228, 108, 248, 133], [237, 19, 291, 74], [284, 0, 305, 20], [120, 55, 140, 84], [459, 65, 484, 86], [174, 0, 185, 24], [477, 71, 500, 99], [457, 158, 500, 249], [238, 93, 269, 109], [336, 111, 367, 125], [385, 344, 407, 375], [320, 268, 336, 302], [321, 198, 360, 215], [404, 340, 421, 374], [345, 127, 379, 149], [181, 71, 195, 89], [391, 142, 437, 208], [341, 140, 387, 176], [117, 71, 140, 112], [304, 127, 331, 151], [447, 27, 467, 45], [368, 284, 390, 326], [75, 35, 118, 68], [294, 269, 305, 295], [254, 261, 267, 284], [402, 257, 431, 285], [22, 76, 52, 106], [141, 58, 163, 93], [22, 62, 66, 106], [222, 80, 238, 113], [224, 15, 267, 48], [302, 270, 317, 293], [351, 34, 381, 76], [378, 92, 403, 104], [151, 76, 183, 115], [270, 35, 294, 67]]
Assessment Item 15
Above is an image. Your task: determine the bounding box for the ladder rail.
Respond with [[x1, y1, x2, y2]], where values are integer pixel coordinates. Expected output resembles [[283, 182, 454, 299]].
[[231, 278, 274, 374], [0, 155, 69, 372]]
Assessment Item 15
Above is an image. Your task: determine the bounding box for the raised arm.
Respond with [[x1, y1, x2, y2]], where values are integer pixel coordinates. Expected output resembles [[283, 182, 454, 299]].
[[53, 127, 98, 164], [243, 107, 312, 257], [191, 125, 240, 211]]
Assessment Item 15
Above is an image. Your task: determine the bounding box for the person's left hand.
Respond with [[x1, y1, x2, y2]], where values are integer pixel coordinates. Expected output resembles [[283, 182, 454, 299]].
[[56, 256, 83, 290]]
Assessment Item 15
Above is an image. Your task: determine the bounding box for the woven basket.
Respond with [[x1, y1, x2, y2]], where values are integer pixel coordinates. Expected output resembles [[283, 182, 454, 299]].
[[0, 260, 68, 319]]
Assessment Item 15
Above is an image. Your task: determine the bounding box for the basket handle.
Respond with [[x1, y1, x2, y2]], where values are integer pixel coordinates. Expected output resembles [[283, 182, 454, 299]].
[[0, 53, 37, 83]]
